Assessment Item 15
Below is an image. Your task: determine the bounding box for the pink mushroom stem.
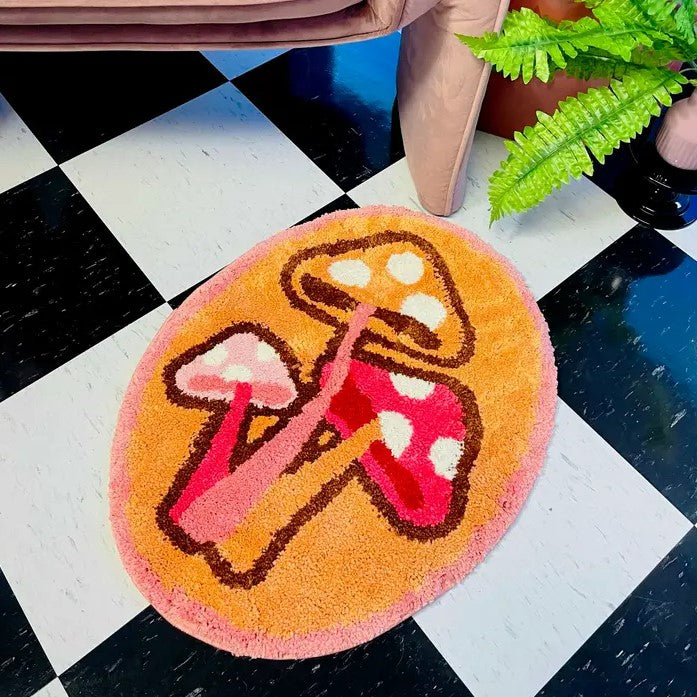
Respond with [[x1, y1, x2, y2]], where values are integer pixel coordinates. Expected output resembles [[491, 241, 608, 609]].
[[169, 382, 253, 524], [178, 302, 376, 543]]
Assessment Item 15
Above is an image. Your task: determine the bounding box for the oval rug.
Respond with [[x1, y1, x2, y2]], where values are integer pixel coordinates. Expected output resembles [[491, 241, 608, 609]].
[[110, 205, 557, 659]]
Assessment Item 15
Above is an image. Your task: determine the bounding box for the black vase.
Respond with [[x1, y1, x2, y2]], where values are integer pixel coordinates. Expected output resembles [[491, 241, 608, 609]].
[[614, 137, 697, 230], [611, 87, 697, 231]]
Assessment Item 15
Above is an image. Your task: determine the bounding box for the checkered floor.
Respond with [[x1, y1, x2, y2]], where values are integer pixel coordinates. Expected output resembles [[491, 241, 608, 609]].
[[1, 33, 696, 697]]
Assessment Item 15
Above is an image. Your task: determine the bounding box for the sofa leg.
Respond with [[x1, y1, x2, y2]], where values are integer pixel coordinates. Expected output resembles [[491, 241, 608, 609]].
[[397, 0, 509, 216]]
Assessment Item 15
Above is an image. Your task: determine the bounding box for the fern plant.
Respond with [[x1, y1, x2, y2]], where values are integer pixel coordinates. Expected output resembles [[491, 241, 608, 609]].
[[457, 0, 697, 224]]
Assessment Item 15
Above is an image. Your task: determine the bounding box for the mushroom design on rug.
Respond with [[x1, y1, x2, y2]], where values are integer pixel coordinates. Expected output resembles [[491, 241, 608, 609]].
[[110, 206, 556, 659], [157, 233, 483, 589]]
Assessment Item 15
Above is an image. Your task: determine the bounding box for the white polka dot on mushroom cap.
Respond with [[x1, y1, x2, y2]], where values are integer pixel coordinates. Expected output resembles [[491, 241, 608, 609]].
[[387, 251, 424, 285], [429, 437, 463, 480], [378, 411, 413, 459], [328, 259, 372, 288], [400, 293, 447, 331], [201, 344, 228, 366], [256, 341, 278, 363], [222, 364, 253, 382], [389, 373, 435, 400]]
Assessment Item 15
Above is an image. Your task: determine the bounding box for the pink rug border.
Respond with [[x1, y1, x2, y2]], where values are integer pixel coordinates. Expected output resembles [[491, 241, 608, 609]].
[[110, 205, 557, 659]]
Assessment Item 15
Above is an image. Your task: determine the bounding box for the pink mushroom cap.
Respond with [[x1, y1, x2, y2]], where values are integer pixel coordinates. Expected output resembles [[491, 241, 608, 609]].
[[175, 332, 297, 409]]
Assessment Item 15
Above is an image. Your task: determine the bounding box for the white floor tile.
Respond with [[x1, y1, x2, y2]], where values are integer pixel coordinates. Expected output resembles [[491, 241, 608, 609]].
[[0, 94, 55, 193], [0, 306, 171, 674], [202, 48, 287, 79], [414, 400, 691, 697], [350, 132, 636, 299], [660, 221, 697, 263], [62, 83, 342, 299], [31, 679, 70, 697]]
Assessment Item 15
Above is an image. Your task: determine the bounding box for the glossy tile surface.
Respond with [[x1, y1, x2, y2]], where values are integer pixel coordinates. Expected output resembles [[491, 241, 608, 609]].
[[349, 132, 635, 299], [0, 52, 225, 163], [0, 168, 163, 401], [202, 48, 288, 79], [661, 222, 697, 265], [538, 528, 697, 697], [540, 226, 697, 521], [0, 570, 54, 697], [0, 94, 54, 195], [62, 83, 342, 299], [30, 680, 70, 697], [234, 34, 404, 190], [0, 308, 168, 674], [62, 611, 472, 697], [415, 401, 691, 697]]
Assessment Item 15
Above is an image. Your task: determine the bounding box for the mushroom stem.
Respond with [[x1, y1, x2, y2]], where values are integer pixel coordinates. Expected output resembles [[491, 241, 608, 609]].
[[178, 302, 376, 543], [169, 382, 253, 523], [216, 418, 381, 569]]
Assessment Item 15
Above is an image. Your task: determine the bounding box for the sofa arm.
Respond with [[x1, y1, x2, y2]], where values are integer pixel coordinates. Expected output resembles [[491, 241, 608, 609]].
[[397, 0, 509, 215]]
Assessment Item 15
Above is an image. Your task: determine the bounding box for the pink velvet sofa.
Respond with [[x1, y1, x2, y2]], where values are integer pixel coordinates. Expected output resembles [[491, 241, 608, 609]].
[[0, 0, 508, 215]]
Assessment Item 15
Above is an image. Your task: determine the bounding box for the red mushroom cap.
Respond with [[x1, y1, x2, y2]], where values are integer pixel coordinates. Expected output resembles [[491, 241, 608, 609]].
[[321, 359, 467, 527]]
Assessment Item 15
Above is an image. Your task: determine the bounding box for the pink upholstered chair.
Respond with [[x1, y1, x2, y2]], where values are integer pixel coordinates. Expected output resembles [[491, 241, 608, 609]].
[[0, 0, 508, 215]]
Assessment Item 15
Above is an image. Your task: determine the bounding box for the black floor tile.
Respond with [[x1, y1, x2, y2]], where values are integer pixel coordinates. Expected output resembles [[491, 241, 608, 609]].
[[538, 528, 697, 697], [0, 568, 55, 697], [540, 226, 697, 521], [0, 168, 164, 401], [234, 35, 404, 191], [0, 52, 225, 162], [61, 609, 471, 697]]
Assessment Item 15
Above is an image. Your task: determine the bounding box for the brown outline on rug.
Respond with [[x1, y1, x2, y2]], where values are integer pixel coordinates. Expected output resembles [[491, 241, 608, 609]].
[[279, 230, 476, 368]]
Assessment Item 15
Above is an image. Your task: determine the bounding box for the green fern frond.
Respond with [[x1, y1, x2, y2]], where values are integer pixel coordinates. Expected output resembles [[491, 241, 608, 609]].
[[457, 8, 667, 83], [488, 67, 687, 223], [674, 0, 696, 44], [592, 0, 678, 29], [591, 0, 695, 53], [562, 45, 678, 79]]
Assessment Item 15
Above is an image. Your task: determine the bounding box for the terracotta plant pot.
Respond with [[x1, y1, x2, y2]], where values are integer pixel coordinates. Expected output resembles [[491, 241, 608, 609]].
[[478, 0, 607, 139]]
